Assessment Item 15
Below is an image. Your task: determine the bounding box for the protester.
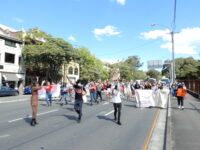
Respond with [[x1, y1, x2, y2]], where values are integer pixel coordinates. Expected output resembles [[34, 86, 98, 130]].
[[89, 81, 97, 105], [60, 82, 70, 106], [45, 81, 53, 106], [30, 82, 42, 126], [96, 82, 103, 102], [106, 82, 112, 101], [111, 85, 122, 125], [134, 81, 141, 89], [176, 84, 187, 110], [73, 80, 86, 123]]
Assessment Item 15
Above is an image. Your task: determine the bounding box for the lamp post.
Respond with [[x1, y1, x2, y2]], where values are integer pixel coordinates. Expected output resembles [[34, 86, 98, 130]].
[[151, 24, 176, 83]]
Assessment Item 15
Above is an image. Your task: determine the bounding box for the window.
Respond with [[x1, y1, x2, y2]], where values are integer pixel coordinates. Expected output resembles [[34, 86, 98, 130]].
[[5, 40, 16, 47], [19, 57, 21, 65], [74, 68, 78, 75], [5, 53, 15, 64], [68, 67, 73, 75]]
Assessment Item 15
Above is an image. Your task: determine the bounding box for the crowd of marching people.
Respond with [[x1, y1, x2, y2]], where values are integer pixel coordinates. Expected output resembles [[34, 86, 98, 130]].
[[29, 79, 187, 126]]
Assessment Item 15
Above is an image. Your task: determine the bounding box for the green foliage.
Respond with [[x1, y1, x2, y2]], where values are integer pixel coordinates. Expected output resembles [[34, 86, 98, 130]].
[[118, 56, 145, 80], [133, 70, 147, 80], [106, 56, 146, 81], [22, 28, 75, 82], [76, 47, 109, 81], [162, 60, 171, 79], [162, 57, 200, 80], [175, 57, 200, 80], [146, 69, 160, 79]]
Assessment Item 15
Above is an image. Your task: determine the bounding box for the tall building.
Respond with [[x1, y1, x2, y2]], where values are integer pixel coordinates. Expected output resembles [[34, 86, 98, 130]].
[[0, 24, 25, 89]]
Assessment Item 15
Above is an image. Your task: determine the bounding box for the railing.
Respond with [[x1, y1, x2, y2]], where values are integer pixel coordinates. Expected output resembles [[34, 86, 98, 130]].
[[181, 80, 200, 98]]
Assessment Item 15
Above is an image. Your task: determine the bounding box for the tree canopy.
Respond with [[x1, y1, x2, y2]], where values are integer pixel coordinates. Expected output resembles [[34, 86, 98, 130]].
[[162, 57, 200, 80], [22, 28, 76, 82], [75, 47, 109, 82]]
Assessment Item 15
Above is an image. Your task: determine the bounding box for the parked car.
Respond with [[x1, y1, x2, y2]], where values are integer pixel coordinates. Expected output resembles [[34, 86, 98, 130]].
[[0, 86, 19, 96], [24, 87, 32, 94]]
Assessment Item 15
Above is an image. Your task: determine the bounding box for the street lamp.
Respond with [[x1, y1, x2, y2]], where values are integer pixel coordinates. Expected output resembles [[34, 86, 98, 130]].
[[151, 24, 176, 83]]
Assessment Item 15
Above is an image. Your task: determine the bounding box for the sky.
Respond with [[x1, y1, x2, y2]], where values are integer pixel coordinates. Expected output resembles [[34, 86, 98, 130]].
[[0, 0, 200, 70]]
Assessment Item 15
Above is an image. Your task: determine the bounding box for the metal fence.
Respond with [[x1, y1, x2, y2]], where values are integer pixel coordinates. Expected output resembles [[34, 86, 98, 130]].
[[181, 80, 200, 97]]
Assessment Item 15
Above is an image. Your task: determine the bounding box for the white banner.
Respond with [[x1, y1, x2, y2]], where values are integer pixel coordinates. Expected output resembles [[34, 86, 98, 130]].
[[135, 89, 170, 108], [38, 84, 61, 100]]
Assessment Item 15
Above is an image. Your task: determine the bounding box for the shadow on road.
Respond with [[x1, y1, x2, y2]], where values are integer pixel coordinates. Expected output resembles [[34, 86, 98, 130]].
[[96, 115, 115, 123], [62, 114, 77, 121], [66, 108, 75, 112], [123, 104, 136, 108], [24, 116, 31, 125]]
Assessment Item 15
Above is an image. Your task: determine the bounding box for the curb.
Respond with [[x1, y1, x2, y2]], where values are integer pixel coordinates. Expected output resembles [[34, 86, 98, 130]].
[[164, 96, 172, 150]]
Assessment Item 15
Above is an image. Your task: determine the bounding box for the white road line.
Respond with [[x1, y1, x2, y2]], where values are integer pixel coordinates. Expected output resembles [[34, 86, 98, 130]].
[[104, 110, 114, 116], [0, 99, 29, 104], [8, 109, 59, 123], [103, 102, 109, 105], [37, 109, 59, 116], [0, 134, 10, 138]]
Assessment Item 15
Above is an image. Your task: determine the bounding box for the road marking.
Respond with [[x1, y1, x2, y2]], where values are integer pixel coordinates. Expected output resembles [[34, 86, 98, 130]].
[[104, 110, 114, 116], [0, 99, 29, 104], [8, 109, 59, 123], [141, 109, 161, 150], [0, 134, 10, 138], [37, 109, 59, 116], [103, 102, 109, 105]]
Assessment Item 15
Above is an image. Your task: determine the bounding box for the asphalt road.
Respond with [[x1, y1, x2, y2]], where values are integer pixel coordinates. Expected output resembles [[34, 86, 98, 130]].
[[171, 94, 200, 150], [0, 95, 157, 150]]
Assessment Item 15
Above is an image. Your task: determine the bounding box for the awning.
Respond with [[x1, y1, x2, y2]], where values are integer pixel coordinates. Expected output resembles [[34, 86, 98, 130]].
[[16, 74, 25, 79], [2, 73, 19, 81]]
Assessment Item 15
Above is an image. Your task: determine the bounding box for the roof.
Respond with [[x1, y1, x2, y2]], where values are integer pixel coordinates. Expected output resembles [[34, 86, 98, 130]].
[[0, 34, 23, 44]]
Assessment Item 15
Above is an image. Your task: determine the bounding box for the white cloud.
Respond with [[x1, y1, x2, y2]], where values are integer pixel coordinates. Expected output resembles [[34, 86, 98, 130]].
[[110, 0, 126, 5], [141, 27, 200, 55], [93, 25, 121, 40], [13, 17, 23, 23], [68, 35, 77, 42]]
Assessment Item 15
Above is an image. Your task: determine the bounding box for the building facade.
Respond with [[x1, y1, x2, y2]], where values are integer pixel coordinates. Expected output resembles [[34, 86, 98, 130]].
[[61, 60, 80, 83], [0, 24, 25, 90]]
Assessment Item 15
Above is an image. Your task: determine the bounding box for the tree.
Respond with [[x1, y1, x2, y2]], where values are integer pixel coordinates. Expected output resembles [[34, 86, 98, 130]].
[[175, 57, 200, 80], [76, 47, 109, 82], [22, 28, 76, 82], [118, 56, 144, 80], [146, 69, 160, 79]]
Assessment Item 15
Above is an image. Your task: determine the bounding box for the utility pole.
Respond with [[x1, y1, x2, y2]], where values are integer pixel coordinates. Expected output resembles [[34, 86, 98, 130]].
[[171, 31, 175, 83]]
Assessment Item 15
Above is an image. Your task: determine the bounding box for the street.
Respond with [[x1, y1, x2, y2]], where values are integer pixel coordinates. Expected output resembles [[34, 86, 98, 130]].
[[0, 95, 157, 150], [171, 94, 200, 150]]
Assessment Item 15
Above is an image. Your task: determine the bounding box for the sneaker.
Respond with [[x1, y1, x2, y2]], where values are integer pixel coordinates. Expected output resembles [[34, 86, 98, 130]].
[[77, 118, 81, 123], [178, 106, 181, 109], [181, 106, 184, 110], [60, 103, 63, 106], [117, 122, 122, 125], [30, 119, 35, 126]]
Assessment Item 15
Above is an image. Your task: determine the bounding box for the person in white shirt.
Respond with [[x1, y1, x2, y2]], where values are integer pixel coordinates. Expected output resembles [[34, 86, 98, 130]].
[[112, 85, 122, 125]]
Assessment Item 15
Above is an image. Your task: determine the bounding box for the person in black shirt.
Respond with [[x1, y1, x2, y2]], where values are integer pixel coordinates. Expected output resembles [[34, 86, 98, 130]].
[[73, 80, 86, 123], [134, 81, 141, 89]]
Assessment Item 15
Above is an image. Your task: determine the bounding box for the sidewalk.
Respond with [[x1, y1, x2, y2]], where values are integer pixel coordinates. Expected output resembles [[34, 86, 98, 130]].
[[170, 94, 200, 150]]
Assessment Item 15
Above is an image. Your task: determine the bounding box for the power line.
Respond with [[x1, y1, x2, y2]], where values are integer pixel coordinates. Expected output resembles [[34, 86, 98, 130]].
[[96, 40, 160, 57]]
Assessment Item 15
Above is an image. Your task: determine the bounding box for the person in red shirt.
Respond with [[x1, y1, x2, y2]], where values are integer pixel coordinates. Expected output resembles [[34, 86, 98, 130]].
[[45, 81, 52, 106], [89, 81, 97, 105]]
